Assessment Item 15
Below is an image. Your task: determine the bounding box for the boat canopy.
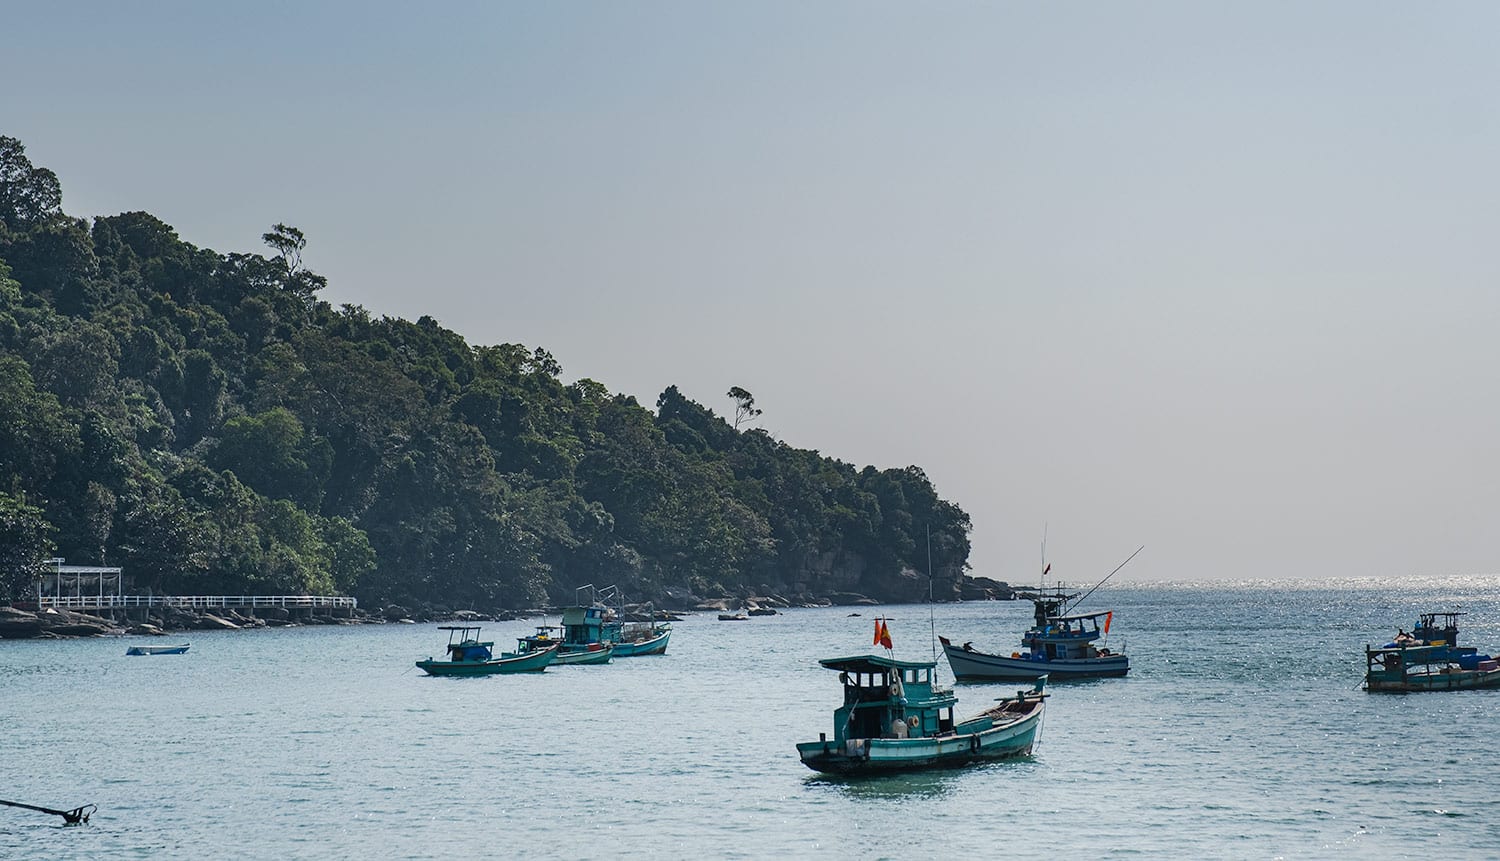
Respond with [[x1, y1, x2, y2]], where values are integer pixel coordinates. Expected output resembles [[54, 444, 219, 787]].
[[1367, 643, 1449, 657], [819, 654, 936, 674], [1048, 611, 1112, 623]]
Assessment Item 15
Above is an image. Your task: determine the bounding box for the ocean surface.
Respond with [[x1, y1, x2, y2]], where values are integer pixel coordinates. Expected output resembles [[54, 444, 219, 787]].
[[5, 578, 1500, 859]]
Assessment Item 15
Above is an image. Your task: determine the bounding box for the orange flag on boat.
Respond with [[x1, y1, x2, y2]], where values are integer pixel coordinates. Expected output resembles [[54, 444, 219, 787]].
[[879, 620, 893, 650], [1104, 611, 1113, 634], [873, 619, 882, 646]]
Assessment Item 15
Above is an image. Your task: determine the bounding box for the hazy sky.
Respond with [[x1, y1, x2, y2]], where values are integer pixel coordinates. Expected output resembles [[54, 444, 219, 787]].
[[8, 2, 1500, 584]]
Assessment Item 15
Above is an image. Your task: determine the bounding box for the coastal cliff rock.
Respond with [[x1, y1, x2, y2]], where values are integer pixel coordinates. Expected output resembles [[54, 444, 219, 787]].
[[960, 576, 1016, 601], [0, 607, 45, 638], [0, 607, 120, 638]]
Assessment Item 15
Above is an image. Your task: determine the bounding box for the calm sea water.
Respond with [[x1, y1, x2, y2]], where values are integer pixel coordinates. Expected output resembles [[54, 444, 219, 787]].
[[5, 578, 1500, 859]]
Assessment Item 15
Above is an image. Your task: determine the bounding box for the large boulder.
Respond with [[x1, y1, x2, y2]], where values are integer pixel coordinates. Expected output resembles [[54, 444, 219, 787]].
[[37, 608, 118, 637], [195, 614, 240, 630], [823, 592, 879, 606], [0, 607, 44, 639]]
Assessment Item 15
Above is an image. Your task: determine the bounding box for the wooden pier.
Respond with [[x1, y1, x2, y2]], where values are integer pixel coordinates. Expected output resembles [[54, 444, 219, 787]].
[[36, 594, 357, 612], [29, 560, 356, 620]]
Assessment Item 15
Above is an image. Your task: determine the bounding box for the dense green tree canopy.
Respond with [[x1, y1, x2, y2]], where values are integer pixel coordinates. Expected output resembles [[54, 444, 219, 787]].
[[0, 136, 973, 607]]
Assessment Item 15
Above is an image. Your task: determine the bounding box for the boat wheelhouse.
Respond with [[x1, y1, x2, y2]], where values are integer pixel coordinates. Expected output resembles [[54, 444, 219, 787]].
[[795, 653, 1045, 775], [416, 626, 557, 676]]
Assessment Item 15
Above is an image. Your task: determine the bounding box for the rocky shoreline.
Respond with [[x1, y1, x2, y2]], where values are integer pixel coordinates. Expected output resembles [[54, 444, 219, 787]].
[[0, 580, 1020, 640]]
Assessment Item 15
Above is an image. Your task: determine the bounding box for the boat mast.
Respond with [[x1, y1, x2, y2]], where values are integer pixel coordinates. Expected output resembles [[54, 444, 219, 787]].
[[927, 523, 937, 665]]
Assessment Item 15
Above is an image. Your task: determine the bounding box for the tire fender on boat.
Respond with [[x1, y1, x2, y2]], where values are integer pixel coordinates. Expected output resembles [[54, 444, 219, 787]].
[[970, 734, 981, 753]]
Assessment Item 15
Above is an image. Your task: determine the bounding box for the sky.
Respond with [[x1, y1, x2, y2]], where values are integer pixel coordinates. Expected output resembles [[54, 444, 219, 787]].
[[7, 2, 1500, 584]]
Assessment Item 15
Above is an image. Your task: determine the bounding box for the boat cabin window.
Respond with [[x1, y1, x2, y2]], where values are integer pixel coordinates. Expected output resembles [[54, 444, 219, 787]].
[[938, 708, 954, 733]]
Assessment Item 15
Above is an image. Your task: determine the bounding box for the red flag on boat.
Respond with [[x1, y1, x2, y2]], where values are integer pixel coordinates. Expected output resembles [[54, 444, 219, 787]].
[[1104, 611, 1113, 634], [878, 620, 893, 650], [873, 620, 882, 646]]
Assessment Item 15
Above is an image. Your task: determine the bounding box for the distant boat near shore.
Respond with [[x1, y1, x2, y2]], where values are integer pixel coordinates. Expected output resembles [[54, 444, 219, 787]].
[[125, 643, 189, 656]]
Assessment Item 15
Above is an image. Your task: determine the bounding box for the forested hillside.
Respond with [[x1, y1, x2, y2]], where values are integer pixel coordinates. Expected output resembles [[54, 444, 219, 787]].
[[0, 136, 972, 609]]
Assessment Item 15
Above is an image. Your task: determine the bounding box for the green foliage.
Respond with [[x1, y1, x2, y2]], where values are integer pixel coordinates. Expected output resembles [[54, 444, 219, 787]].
[[0, 134, 973, 607], [0, 137, 62, 229], [0, 491, 55, 599]]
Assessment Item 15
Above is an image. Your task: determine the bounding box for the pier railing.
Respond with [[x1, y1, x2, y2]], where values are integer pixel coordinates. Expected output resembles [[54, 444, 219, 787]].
[[36, 595, 357, 611]]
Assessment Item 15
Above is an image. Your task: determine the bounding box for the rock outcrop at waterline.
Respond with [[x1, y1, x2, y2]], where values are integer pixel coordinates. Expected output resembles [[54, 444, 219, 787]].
[[0, 605, 372, 639], [0, 607, 119, 639]]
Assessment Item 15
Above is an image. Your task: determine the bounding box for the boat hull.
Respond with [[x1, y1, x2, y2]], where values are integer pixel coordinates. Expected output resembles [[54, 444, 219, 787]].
[[125, 644, 190, 656], [1366, 666, 1500, 692], [555, 644, 613, 665], [796, 701, 1044, 775], [611, 629, 670, 657], [417, 646, 557, 676], [943, 641, 1127, 681]]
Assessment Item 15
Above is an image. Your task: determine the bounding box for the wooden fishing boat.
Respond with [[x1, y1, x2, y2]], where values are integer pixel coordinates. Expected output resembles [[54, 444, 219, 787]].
[[416, 626, 557, 676], [942, 563, 1133, 683], [796, 653, 1046, 775], [940, 606, 1127, 681], [515, 625, 613, 665], [125, 643, 190, 656], [560, 591, 672, 658], [1365, 644, 1500, 692], [607, 622, 671, 656], [1365, 612, 1500, 692]]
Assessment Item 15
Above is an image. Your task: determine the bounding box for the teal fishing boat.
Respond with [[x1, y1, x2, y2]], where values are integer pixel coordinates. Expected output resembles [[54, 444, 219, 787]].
[[516, 625, 613, 665], [1365, 612, 1500, 692], [416, 626, 557, 676], [796, 644, 1046, 774], [1364, 644, 1500, 692], [605, 615, 671, 657], [560, 589, 671, 658]]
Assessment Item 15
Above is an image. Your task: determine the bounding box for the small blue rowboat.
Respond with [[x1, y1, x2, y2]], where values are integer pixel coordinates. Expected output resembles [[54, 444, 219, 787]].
[[125, 644, 190, 656]]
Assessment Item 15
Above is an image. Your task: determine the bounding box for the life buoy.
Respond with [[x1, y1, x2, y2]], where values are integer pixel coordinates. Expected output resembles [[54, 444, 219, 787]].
[[889, 683, 900, 696], [907, 716, 920, 729]]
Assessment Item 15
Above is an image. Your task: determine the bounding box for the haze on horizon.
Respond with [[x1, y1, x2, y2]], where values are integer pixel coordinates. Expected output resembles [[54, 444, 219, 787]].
[[7, 2, 1499, 585]]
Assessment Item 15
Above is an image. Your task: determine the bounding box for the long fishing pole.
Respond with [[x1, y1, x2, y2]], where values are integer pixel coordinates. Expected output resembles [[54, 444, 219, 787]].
[[1070, 545, 1144, 611], [0, 798, 94, 825]]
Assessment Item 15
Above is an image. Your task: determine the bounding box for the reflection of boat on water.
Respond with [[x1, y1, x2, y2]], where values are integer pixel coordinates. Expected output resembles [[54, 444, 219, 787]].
[[796, 647, 1046, 775], [416, 626, 557, 676], [1365, 611, 1500, 692]]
